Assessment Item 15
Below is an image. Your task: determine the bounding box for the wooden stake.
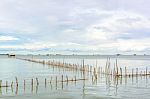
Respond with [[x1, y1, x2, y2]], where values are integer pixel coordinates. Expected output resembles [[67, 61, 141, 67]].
[[66, 75, 68, 82], [136, 68, 138, 76], [23, 80, 25, 93], [116, 59, 118, 76], [62, 75, 63, 82], [45, 78, 47, 88], [146, 67, 148, 76], [36, 78, 39, 85], [6, 81, 8, 87], [11, 81, 13, 87], [31, 79, 33, 86], [0, 80, 2, 87], [132, 68, 134, 77], [120, 67, 122, 76], [56, 76, 57, 88], [125, 67, 127, 76], [15, 77, 18, 87]]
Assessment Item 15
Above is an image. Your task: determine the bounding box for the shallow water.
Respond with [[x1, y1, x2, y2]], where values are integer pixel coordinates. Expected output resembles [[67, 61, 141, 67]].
[[0, 55, 150, 99]]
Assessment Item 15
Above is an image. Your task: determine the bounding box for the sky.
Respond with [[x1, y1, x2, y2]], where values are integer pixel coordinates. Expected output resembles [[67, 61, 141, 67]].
[[0, 0, 150, 55]]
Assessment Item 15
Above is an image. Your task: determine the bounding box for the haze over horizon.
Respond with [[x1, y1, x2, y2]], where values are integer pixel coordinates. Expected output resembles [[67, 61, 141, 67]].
[[0, 0, 150, 55]]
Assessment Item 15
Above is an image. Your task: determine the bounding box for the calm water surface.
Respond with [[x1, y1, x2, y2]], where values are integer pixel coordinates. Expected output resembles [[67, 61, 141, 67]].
[[0, 55, 150, 99]]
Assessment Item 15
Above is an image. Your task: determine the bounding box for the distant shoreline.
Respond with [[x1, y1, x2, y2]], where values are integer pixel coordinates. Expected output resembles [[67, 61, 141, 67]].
[[0, 54, 149, 56]]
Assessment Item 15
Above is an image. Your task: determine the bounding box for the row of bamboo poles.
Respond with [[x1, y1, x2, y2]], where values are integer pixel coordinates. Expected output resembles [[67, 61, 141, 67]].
[[16, 57, 99, 80], [0, 74, 149, 95], [0, 75, 88, 94], [105, 58, 150, 77], [0, 56, 149, 95], [0, 76, 86, 87], [16, 57, 150, 78], [1, 57, 149, 89]]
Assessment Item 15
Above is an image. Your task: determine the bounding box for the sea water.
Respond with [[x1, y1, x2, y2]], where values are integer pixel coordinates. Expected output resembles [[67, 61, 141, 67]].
[[0, 55, 150, 99]]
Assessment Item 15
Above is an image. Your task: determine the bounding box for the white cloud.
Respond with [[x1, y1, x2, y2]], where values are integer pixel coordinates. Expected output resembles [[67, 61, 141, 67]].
[[85, 10, 150, 40], [0, 41, 56, 50], [58, 9, 149, 53], [0, 36, 19, 41], [117, 38, 150, 52]]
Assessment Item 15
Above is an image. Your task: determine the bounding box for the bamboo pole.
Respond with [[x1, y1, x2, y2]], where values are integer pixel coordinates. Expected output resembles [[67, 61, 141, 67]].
[[15, 77, 18, 87], [24, 80, 25, 89], [36, 78, 39, 85], [120, 67, 122, 76], [62, 75, 63, 82], [146, 67, 148, 76], [66, 75, 68, 82], [45, 78, 47, 88], [6, 81, 8, 87], [23, 80, 25, 93], [31, 79, 33, 87], [116, 59, 118, 76], [56, 76, 57, 89], [136, 68, 138, 76], [75, 76, 76, 81], [50, 77, 52, 84], [0, 80, 2, 87], [62, 75, 63, 89], [11, 81, 13, 87], [125, 67, 127, 76], [132, 68, 134, 77]]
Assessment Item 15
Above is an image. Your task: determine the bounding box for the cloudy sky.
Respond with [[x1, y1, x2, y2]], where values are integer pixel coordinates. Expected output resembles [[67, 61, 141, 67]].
[[0, 0, 150, 54]]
